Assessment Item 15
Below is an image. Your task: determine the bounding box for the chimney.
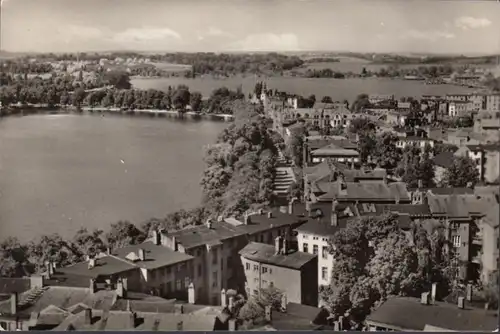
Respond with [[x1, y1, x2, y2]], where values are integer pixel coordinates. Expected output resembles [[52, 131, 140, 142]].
[[10, 293, 17, 315], [395, 192, 400, 204], [188, 282, 195, 304], [90, 278, 96, 294], [418, 179, 423, 189], [338, 316, 344, 331], [30, 275, 44, 289], [333, 321, 340, 331], [107, 247, 112, 255], [122, 278, 128, 296], [129, 312, 137, 328], [84, 308, 92, 325], [431, 283, 437, 303], [258, 209, 264, 215], [485, 302, 490, 310], [45, 262, 52, 279], [458, 296, 465, 309], [221, 289, 227, 307], [281, 294, 287, 312], [116, 279, 124, 298], [466, 283, 473, 301], [243, 214, 250, 225], [48, 262, 55, 276], [228, 319, 237, 331], [421, 292, 430, 305], [228, 297, 234, 312], [275, 236, 282, 255], [282, 238, 288, 255], [138, 248, 145, 261], [288, 199, 294, 215], [88, 258, 96, 270], [206, 219, 213, 229], [265, 305, 272, 322], [303, 142, 308, 168], [152, 230, 160, 245], [267, 212, 273, 219], [177, 321, 183, 331]]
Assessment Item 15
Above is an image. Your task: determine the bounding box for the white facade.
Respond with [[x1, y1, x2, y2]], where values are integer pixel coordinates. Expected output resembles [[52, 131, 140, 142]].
[[297, 231, 333, 292]]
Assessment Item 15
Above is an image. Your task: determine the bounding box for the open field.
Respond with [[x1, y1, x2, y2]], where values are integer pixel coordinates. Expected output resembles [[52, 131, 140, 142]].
[[131, 76, 478, 103]]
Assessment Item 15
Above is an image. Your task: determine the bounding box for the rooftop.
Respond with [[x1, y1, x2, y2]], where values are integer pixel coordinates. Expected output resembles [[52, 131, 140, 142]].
[[317, 181, 410, 202], [311, 145, 359, 157], [427, 193, 497, 218], [56, 256, 136, 279], [239, 242, 316, 270], [268, 302, 332, 331], [366, 296, 498, 331], [0, 278, 31, 295], [295, 217, 350, 237]]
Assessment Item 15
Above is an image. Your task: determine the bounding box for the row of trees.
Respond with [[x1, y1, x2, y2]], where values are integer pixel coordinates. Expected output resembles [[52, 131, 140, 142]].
[[304, 68, 346, 79], [0, 60, 54, 74], [321, 214, 454, 327]]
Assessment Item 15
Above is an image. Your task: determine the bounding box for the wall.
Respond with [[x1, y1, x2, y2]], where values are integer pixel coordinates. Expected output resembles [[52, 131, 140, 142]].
[[297, 231, 333, 290], [484, 150, 500, 183], [241, 257, 302, 304], [480, 223, 497, 283], [300, 256, 319, 307]]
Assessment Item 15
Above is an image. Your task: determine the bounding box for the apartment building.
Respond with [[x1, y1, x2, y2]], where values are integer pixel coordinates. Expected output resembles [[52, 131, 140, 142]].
[[395, 136, 435, 150], [239, 238, 318, 307], [368, 94, 395, 105], [309, 144, 360, 166], [485, 94, 500, 112], [448, 101, 471, 117], [159, 208, 309, 305], [454, 144, 500, 184]]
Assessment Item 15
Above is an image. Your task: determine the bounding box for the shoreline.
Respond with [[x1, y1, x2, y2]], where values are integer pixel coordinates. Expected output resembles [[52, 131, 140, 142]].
[[0, 105, 235, 122]]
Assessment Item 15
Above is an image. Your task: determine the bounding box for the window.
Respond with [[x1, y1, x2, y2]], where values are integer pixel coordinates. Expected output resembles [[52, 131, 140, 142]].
[[453, 235, 461, 248], [254, 277, 259, 283], [212, 271, 218, 287], [263, 280, 268, 286], [253, 264, 259, 272], [322, 238, 328, 242], [166, 281, 172, 293], [246, 263, 250, 270], [176, 279, 181, 291], [313, 245, 318, 255], [322, 267, 328, 281], [303, 243, 309, 253], [262, 266, 268, 274], [303, 234, 309, 240], [269, 268, 273, 274], [198, 264, 202, 277], [322, 246, 328, 259], [313, 236, 318, 240]]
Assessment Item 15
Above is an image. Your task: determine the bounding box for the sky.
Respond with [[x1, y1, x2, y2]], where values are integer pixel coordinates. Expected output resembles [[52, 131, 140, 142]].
[[1, 0, 499, 54]]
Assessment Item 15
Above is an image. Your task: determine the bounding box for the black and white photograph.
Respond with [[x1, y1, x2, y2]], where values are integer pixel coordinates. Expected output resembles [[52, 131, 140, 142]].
[[0, 0, 499, 331]]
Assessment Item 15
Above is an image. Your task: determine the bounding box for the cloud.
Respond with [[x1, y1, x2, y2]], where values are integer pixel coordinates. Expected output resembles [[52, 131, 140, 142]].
[[401, 29, 455, 41], [455, 16, 492, 30], [231, 33, 300, 51], [197, 27, 233, 41], [113, 27, 182, 44], [65, 25, 103, 39]]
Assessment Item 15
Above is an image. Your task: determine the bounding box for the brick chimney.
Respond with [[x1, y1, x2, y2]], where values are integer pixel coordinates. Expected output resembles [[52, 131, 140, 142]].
[[138, 248, 145, 261], [281, 294, 287, 312], [228, 296, 234, 312], [30, 276, 44, 289], [458, 296, 465, 309], [243, 214, 251, 225], [420, 292, 430, 305], [431, 282, 437, 303], [10, 293, 17, 315], [395, 192, 400, 204], [206, 219, 213, 229], [84, 308, 92, 325], [267, 212, 273, 219], [418, 179, 423, 189], [265, 305, 272, 322], [48, 262, 55, 276], [116, 279, 125, 298], [221, 289, 227, 307], [282, 238, 288, 255], [228, 319, 237, 331], [122, 278, 128, 295], [274, 236, 283, 255], [88, 258, 96, 270], [288, 198, 295, 215], [338, 316, 344, 331], [152, 230, 160, 245], [466, 283, 473, 301], [90, 278, 96, 294], [188, 282, 195, 304]]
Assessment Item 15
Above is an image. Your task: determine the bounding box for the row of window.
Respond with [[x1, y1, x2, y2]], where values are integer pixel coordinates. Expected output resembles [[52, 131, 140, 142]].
[[302, 235, 329, 242], [245, 262, 274, 275], [303, 243, 329, 259], [159, 277, 191, 294], [149, 262, 186, 280]]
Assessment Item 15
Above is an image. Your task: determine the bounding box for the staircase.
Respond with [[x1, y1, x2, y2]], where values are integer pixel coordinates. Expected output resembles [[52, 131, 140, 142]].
[[273, 144, 296, 197], [18, 286, 46, 308]]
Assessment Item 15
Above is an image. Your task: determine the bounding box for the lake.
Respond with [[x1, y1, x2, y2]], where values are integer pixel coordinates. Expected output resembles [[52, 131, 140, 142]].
[[0, 114, 226, 241], [131, 76, 478, 102]]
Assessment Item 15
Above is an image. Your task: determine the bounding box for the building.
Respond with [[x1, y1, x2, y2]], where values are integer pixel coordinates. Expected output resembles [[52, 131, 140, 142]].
[[478, 204, 499, 283], [386, 110, 409, 127], [432, 151, 455, 184], [54, 240, 194, 299], [308, 143, 360, 166], [448, 101, 471, 117], [454, 144, 500, 184], [239, 239, 318, 307], [395, 136, 435, 150], [485, 93, 500, 112], [368, 94, 395, 105], [159, 208, 309, 305], [365, 294, 497, 331], [445, 94, 470, 102]]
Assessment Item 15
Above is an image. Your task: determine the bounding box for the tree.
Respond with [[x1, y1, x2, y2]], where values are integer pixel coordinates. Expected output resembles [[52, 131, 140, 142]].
[[397, 144, 435, 188], [0, 237, 29, 277], [189, 91, 203, 111], [321, 96, 333, 103], [256, 285, 284, 310], [285, 124, 306, 167], [105, 221, 146, 249], [442, 156, 479, 187], [72, 88, 86, 107], [172, 86, 191, 110], [351, 94, 371, 113], [104, 71, 131, 89], [348, 117, 375, 134], [71, 227, 105, 260], [373, 132, 402, 170], [237, 297, 265, 323]]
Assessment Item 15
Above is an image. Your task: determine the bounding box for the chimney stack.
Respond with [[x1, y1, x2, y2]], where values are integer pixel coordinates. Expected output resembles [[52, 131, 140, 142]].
[[418, 179, 423, 189], [267, 212, 273, 219], [431, 283, 437, 303], [152, 230, 160, 245], [274, 236, 282, 255], [338, 316, 344, 331], [458, 296, 465, 309], [282, 236, 289, 255], [84, 308, 92, 325], [243, 214, 250, 225], [30, 275, 44, 289], [45, 262, 52, 279], [107, 247, 112, 255], [116, 279, 124, 298], [90, 278, 96, 294], [331, 199, 338, 227], [221, 289, 227, 307], [188, 282, 195, 304], [48, 262, 55, 276], [10, 293, 17, 315], [466, 283, 473, 301], [228, 319, 237, 331], [420, 292, 430, 305], [265, 305, 272, 322], [206, 219, 213, 229], [228, 297, 234, 312], [138, 249, 145, 261], [258, 209, 264, 215], [395, 192, 400, 204], [281, 294, 287, 312], [129, 312, 137, 328], [288, 199, 295, 215], [88, 258, 96, 270]]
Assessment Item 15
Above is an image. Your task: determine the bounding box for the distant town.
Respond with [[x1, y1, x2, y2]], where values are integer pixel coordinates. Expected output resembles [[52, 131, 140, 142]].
[[0, 50, 500, 332]]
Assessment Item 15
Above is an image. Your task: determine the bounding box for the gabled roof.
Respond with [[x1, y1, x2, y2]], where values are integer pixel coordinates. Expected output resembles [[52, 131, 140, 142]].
[[366, 296, 497, 331], [239, 242, 316, 270]]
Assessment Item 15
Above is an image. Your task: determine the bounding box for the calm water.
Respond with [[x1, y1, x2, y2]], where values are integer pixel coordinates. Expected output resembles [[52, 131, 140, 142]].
[[0, 114, 226, 241], [132, 77, 477, 102]]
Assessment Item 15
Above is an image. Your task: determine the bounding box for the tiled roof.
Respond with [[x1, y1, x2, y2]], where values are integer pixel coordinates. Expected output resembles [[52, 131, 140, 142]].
[[112, 241, 193, 270], [427, 193, 497, 218], [0, 286, 117, 317], [366, 296, 498, 331], [311, 146, 359, 157], [318, 182, 410, 202], [167, 209, 308, 249], [295, 217, 350, 237], [110, 299, 221, 315], [0, 278, 31, 295], [56, 256, 136, 279], [239, 242, 316, 270], [426, 188, 474, 195]]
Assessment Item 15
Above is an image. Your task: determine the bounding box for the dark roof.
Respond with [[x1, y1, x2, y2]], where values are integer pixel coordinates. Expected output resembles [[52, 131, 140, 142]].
[[112, 241, 193, 270], [373, 204, 431, 216], [311, 144, 359, 157], [0, 278, 31, 295], [269, 303, 331, 330], [426, 187, 474, 195], [427, 193, 496, 218], [318, 182, 410, 202], [167, 209, 308, 249], [57, 256, 136, 279], [239, 242, 316, 270], [295, 217, 350, 237], [110, 299, 220, 315], [366, 296, 498, 331], [433, 151, 455, 168]]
